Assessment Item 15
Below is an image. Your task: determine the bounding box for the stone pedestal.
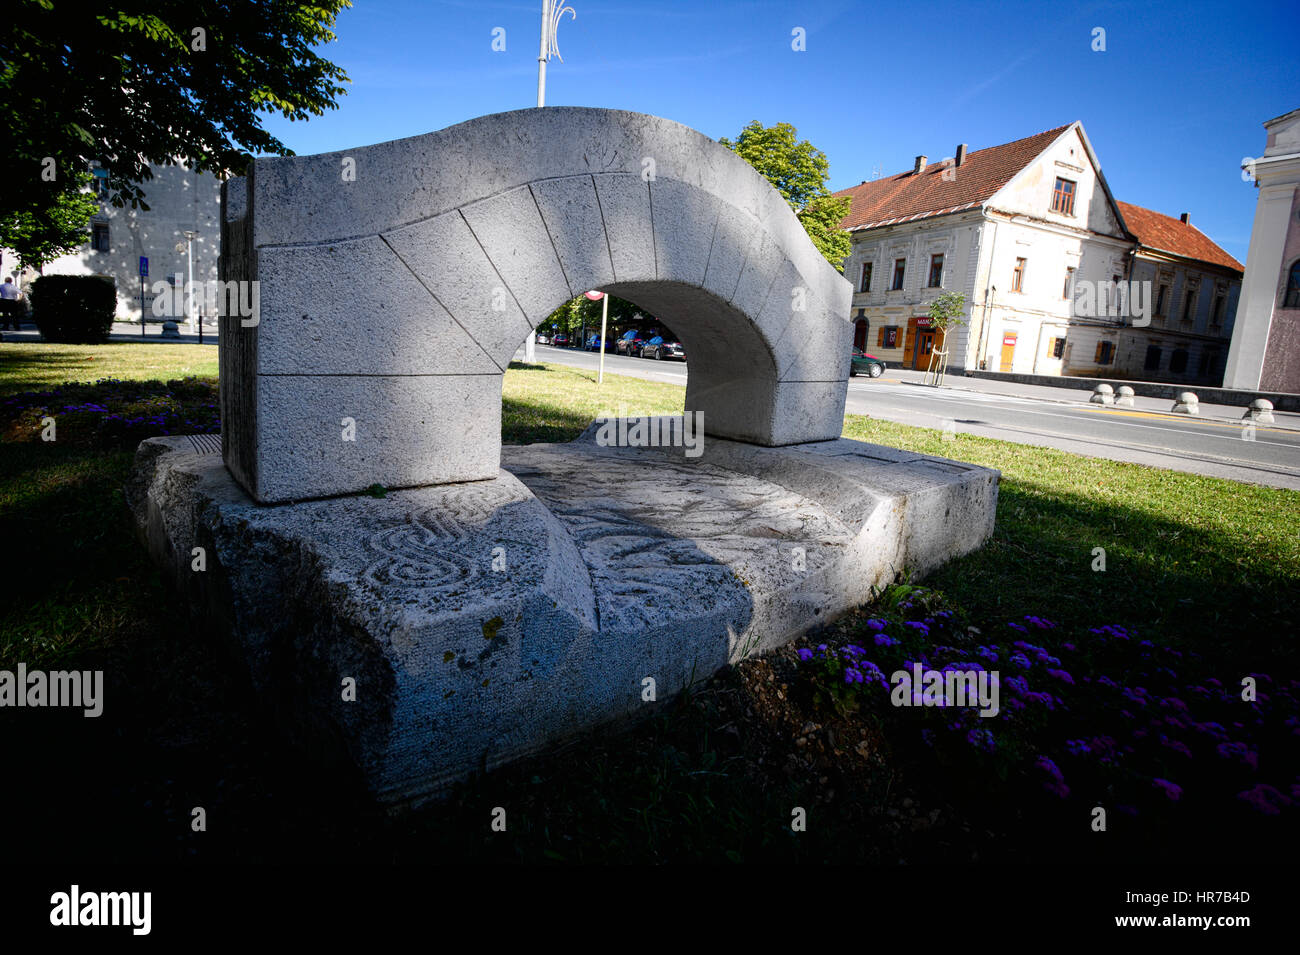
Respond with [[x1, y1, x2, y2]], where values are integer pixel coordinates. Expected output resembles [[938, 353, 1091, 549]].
[[128, 423, 998, 805]]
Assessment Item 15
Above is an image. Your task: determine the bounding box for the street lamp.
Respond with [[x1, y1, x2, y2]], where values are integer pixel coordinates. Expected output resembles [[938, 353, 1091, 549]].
[[178, 230, 200, 334]]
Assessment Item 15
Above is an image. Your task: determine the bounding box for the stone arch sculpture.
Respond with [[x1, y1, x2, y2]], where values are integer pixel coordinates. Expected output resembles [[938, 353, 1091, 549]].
[[130, 107, 997, 804], [220, 107, 852, 503]]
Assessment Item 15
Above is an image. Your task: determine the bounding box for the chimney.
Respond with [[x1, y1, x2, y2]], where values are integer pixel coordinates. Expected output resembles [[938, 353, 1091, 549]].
[[1180, 213, 1190, 224], [914, 155, 927, 174], [955, 144, 968, 167]]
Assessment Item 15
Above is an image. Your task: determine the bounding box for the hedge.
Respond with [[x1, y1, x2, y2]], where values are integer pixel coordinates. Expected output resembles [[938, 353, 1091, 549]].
[[31, 274, 117, 344]]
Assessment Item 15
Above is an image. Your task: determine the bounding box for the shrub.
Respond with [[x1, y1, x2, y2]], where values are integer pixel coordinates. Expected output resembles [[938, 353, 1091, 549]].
[[30, 274, 117, 344]]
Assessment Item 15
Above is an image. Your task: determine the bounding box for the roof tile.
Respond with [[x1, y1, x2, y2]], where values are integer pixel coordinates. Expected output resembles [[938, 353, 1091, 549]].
[[1115, 201, 1243, 272]]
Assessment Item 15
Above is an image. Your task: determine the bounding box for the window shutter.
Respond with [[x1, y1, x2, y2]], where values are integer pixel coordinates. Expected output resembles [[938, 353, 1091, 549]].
[[878, 328, 885, 346], [1094, 341, 1104, 362]]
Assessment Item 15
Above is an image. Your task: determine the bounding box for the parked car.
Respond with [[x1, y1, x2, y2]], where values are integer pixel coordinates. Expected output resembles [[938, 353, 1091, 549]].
[[584, 334, 606, 351], [640, 336, 685, 361], [551, 333, 569, 347], [535, 332, 551, 345], [615, 329, 648, 356], [850, 349, 886, 378]]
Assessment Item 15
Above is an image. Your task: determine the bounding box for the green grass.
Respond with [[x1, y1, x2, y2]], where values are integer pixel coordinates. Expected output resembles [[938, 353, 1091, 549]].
[[0, 341, 219, 396], [1, 344, 1296, 863]]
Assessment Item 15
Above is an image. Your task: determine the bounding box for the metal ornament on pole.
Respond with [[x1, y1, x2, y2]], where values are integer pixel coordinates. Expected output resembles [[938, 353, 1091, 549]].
[[525, 0, 576, 365]]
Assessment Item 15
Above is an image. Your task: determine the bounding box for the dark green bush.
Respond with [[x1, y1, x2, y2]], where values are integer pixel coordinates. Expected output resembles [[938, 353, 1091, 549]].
[[31, 274, 117, 344]]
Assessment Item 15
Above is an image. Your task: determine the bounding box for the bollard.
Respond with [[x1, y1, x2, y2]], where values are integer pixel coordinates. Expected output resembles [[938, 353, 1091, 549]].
[[1171, 391, 1199, 415], [1115, 385, 1136, 407], [1090, 383, 1114, 406], [1243, 398, 1275, 424]]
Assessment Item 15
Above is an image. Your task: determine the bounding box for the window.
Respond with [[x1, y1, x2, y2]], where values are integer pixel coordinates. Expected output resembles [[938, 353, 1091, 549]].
[[91, 167, 109, 196], [891, 258, 906, 291], [1051, 177, 1076, 216], [1283, 261, 1300, 308], [91, 222, 110, 252], [1198, 348, 1220, 377], [927, 254, 944, 288], [1170, 349, 1189, 374], [1111, 275, 1122, 313], [1063, 267, 1075, 300], [1144, 345, 1162, 371], [1211, 292, 1225, 325], [1155, 284, 1169, 316], [878, 326, 900, 348], [1050, 337, 1066, 359], [1012, 257, 1026, 293], [1181, 286, 1197, 323], [859, 261, 873, 293], [1095, 341, 1115, 365]]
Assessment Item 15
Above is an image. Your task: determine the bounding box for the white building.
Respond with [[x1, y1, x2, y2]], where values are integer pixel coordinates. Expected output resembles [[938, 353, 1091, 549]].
[[3, 162, 222, 324], [834, 122, 1243, 385], [1224, 107, 1300, 394]]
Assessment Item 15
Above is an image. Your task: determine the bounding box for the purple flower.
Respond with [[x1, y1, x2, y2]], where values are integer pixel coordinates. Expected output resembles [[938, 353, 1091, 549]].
[[1237, 784, 1291, 816], [796, 648, 813, 661], [1046, 668, 1074, 685], [904, 621, 930, 635], [865, 618, 888, 631], [873, 633, 899, 648], [1009, 653, 1031, 669], [1065, 739, 1091, 756], [1153, 778, 1182, 801], [844, 667, 864, 684], [1216, 742, 1259, 770]]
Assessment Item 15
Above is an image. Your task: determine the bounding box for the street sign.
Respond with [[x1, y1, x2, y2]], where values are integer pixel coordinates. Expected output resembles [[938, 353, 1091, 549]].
[[138, 256, 148, 277]]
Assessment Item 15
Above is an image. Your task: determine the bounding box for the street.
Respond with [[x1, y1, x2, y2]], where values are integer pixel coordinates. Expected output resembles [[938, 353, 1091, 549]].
[[522, 344, 1300, 490]]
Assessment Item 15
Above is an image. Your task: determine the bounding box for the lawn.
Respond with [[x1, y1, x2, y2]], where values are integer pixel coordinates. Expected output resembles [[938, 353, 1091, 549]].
[[0, 341, 218, 396], [0, 340, 1295, 863]]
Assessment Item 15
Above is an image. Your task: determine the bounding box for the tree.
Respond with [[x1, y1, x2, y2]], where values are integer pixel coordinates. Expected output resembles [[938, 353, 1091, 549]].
[[0, 1, 351, 259], [3, 174, 101, 271], [924, 291, 967, 386], [719, 120, 852, 271]]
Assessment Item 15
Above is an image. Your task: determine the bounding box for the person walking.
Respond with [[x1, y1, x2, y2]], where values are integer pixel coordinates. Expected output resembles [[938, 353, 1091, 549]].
[[0, 276, 22, 330]]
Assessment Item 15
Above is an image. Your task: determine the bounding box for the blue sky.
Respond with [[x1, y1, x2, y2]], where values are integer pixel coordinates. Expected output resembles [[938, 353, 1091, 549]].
[[261, 0, 1299, 261]]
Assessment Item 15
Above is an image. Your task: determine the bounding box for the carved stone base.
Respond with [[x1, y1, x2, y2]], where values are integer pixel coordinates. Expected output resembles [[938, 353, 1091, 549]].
[[127, 421, 998, 805]]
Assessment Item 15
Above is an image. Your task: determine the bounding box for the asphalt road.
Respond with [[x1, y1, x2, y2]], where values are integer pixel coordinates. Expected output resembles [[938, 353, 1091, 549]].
[[520, 344, 1300, 490]]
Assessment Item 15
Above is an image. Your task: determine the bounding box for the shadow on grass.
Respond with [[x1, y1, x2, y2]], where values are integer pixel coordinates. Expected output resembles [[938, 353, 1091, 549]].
[[2, 391, 1297, 863]]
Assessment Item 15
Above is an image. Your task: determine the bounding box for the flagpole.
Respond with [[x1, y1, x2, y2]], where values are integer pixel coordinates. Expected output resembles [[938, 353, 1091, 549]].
[[526, 0, 576, 364]]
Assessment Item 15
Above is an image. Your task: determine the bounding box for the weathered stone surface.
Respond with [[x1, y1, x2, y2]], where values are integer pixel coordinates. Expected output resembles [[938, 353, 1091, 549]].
[[129, 426, 998, 804], [224, 107, 854, 503]]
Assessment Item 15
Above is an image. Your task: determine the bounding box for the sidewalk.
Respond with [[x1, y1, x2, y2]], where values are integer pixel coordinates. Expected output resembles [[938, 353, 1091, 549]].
[[0, 320, 219, 346], [886, 366, 1300, 430]]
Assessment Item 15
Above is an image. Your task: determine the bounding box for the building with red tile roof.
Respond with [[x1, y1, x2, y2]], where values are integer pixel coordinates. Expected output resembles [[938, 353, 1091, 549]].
[[835, 122, 1243, 385]]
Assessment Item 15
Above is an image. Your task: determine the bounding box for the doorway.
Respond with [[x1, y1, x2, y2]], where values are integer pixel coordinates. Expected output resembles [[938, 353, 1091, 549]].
[[999, 333, 1017, 372], [914, 328, 936, 370]]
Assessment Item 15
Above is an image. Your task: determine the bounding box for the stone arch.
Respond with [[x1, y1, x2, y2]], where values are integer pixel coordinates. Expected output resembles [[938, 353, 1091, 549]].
[[220, 107, 852, 503]]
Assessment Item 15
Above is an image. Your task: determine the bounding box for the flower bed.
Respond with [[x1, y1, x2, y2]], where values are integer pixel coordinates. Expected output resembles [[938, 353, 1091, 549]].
[[1, 376, 219, 448], [796, 584, 1298, 830]]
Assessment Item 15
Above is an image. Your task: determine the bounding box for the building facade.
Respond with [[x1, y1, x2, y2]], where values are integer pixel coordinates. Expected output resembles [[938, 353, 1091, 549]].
[[1224, 107, 1300, 394], [835, 123, 1243, 385], [3, 162, 222, 323]]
